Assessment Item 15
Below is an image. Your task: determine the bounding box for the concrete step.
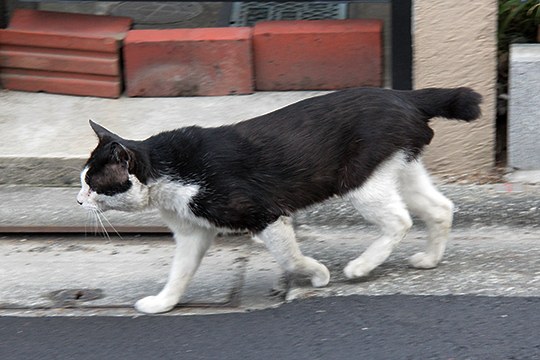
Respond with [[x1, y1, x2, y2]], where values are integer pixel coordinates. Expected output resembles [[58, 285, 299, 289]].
[[0, 90, 327, 186], [0, 185, 166, 233], [1, 183, 539, 233]]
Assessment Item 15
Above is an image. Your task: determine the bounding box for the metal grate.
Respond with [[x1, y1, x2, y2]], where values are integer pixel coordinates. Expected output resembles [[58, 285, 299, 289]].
[[229, 2, 348, 27]]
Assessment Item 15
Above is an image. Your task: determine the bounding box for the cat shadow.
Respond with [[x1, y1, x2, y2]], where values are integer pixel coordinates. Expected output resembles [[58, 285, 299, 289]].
[[286, 263, 397, 289]]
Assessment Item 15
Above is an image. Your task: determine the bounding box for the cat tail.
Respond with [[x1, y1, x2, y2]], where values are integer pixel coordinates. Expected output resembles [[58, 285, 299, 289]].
[[412, 87, 482, 122]]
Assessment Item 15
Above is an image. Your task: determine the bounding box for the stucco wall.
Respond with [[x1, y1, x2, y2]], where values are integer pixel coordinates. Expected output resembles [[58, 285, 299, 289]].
[[413, 0, 497, 178]]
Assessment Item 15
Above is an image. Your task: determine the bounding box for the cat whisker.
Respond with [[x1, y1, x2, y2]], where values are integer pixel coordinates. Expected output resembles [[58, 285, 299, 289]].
[[96, 209, 123, 240], [66, 166, 85, 171], [84, 211, 91, 239], [91, 209, 110, 241], [96, 212, 111, 242], [87, 209, 97, 236], [92, 210, 99, 236], [88, 209, 97, 236]]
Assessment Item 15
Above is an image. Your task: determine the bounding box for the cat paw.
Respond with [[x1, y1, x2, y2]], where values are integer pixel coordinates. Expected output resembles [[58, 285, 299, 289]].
[[409, 252, 439, 269], [301, 257, 330, 287], [343, 260, 372, 279], [311, 264, 330, 288], [134, 295, 176, 314]]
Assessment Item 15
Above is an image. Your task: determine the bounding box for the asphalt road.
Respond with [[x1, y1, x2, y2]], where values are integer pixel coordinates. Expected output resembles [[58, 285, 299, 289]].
[[1, 295, 539, 360]]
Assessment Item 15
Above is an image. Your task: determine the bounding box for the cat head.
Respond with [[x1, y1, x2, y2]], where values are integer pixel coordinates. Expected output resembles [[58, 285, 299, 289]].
[[77, 120, 150, 212]]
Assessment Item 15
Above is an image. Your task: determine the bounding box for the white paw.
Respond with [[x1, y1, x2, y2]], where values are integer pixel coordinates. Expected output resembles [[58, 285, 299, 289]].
[[134, 295, 176, 314], [343, 259, 373, 279], [311, 263, 330, 288], [409, 252, 439, 269]]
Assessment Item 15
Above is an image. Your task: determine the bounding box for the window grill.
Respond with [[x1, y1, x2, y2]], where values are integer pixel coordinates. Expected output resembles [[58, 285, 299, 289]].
[[229, 2, 348, 27]]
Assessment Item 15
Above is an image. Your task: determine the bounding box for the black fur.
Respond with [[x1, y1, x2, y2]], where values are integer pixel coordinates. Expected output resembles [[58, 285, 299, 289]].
[[85, 87, 482, 232]]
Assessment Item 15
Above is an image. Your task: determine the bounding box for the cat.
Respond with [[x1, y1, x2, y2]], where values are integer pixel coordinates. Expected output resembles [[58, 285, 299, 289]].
[[77, 87, 482, 314]]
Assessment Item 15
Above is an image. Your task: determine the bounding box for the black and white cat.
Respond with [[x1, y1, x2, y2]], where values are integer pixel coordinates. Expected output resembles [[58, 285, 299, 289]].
[[77, 87, 482, 314]]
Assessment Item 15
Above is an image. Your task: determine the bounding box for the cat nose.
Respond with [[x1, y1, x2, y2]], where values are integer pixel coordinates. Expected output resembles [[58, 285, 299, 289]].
[[77, 200, 83, 205]]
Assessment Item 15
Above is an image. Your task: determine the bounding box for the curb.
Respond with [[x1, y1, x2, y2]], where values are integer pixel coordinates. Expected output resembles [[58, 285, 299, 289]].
[[0, 157, 85, 186], [1, 183, 539, 233]]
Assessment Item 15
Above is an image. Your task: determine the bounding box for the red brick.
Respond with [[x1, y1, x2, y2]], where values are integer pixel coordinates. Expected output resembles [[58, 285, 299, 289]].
[[0, 30, 119, 53], [124, 28, 253, 97], [0, 42, 118, 75], [253, 20, 383, 90], [9, 9, 132, 38], [0, 9, 131, 98], [0, 68, 121, 98]]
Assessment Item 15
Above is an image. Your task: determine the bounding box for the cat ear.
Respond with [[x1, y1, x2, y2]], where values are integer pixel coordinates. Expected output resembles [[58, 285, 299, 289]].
[[110, 142, 133, 168], [89, 120, 120, 142]]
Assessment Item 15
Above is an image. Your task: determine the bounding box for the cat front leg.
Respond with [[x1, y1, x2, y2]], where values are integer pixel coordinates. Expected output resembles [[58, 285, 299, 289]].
[[135, 224, 216, 314], [257, 216, 330, 287]]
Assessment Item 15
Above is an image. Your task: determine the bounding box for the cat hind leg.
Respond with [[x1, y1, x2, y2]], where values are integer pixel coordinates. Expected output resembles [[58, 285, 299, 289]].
[[257, 216, 330, 287], [344, 153, 413, 278], [399, 160, 453, 269]]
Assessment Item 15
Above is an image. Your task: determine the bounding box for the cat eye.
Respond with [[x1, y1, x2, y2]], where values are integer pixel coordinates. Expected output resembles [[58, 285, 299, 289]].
[[92, 180, 133, 197]]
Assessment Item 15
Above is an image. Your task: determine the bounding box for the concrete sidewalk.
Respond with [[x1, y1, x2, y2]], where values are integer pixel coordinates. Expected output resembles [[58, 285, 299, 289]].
[[1, 178, 540, 318], [1, 225, 539, 317], [1, 89, 539, 317]]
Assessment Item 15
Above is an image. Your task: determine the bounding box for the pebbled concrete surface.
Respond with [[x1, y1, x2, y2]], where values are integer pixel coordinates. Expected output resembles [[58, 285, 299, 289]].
[[0, 234, 284, 316], [0, 225, 538, 317], [288, 226, 540, 301]]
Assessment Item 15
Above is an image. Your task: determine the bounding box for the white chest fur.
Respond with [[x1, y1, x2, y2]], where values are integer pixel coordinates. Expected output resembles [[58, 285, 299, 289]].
[[149, 180, 215, 230]]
